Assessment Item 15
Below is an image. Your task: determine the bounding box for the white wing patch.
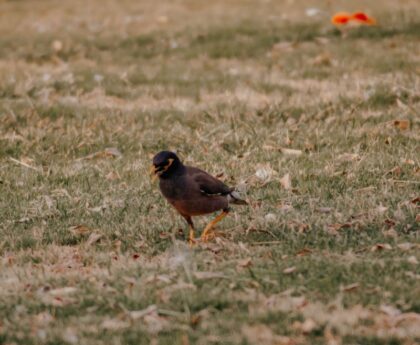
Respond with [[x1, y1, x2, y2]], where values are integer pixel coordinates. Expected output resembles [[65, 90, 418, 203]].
[[200, 189, 222, 196]]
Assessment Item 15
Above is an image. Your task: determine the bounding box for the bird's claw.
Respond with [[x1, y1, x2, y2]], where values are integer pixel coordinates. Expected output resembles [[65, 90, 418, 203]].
[[188, 236, 197, 247]]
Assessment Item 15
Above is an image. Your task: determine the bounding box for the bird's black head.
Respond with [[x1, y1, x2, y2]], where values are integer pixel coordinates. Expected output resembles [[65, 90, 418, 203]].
[[151, 151, 182, 179]]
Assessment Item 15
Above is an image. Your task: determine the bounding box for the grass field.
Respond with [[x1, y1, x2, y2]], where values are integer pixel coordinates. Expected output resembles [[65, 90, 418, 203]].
[[0, 0, 419, 344]]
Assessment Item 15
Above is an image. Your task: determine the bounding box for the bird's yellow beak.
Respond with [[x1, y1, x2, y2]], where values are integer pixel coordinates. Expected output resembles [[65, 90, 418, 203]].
[[150, 158, 174, 183], [150, 165, 158, 183]]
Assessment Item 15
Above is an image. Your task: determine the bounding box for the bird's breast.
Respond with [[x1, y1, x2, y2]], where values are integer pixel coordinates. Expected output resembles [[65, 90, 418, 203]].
[[159, 176, 187, 200]]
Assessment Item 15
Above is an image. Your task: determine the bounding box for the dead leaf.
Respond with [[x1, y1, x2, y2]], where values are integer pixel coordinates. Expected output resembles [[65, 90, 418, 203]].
[[106, 171, 121, 181], [130, 305, 158, 320], [78, 147, 122, 161], [86, 232, 102, 246], [255, 165, 275, 183], [386, 166, 402, 177], [384, 219, 396, 228], [311, 53, 333, 66], [104, 147, 122, 158], [69, 225, 92, 236], [371, 243, 392, 252], [355, 186, 375, 194], [194, 272, 227, 280], [397, 243, 414, 251], [288, 221, 309, 233], [407, 256, 418, 265], [328, 223, 352, 232], [283, 266, 296, 274], [393, 119, 410, 130], [280, 147, 303, 156], [301, 318, 317, 334], [375, 205, 388, 214], [341, 283, 359, 292], [280, 173, 292, 190], [411, 197, 420, 205], [380, 304, 401, 317], [49, 287, 78, 296], [402, 159, 415, 166], [296, 248, 312, 256], [238, 257, 252, 268]]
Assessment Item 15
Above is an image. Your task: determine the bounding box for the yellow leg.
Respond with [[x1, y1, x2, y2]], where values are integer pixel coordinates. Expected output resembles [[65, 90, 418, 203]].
[[188, 226, 196, 246], [201, 210, 228, 242]]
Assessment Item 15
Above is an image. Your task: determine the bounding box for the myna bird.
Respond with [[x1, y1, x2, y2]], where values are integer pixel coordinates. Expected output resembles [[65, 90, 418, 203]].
[[151, 151, 247, 244]]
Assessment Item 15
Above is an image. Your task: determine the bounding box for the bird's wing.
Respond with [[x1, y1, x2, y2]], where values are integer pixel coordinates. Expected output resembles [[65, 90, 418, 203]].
[[188, 167, 232, 196]]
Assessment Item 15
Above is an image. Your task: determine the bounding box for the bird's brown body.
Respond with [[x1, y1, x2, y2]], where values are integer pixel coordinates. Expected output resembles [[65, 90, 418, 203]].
[[159, 166, 229, 216], [151, 151, 246, 243]]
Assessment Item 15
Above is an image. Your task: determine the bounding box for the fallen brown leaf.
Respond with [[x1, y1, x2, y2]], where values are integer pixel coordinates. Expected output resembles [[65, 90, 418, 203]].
[[301, 318, 317, 334], [407, 256, 418, 265], [255, 164, 276, 183], [328, 223, 352, 232], [106, 171, 121, 181], [130, 305, 158, 320], [393, 119, 410, 130], [411, 197, 420, 205], [280, 147, 303, 156], [386, 166, 402, 177], [49, 287, 78, 296], [396, 243, 414, 251], [237, 257, 252, 268], [341, 283, 359, 292], [371, 243, 392, 252], [311, 53, 333, 66], [380, 304, 401, 317], [69, 225, 92, 236], [283, 266, 296, 274], [86, 232, 102, 246], [296, 248, 312, 256], [280, 173, 292, 190]]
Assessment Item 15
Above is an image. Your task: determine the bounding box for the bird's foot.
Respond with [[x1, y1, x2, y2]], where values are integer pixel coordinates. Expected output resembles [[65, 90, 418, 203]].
[[201, 229, 224, 242], [188, 234, 197, 247], [188, 226, 196, 247]]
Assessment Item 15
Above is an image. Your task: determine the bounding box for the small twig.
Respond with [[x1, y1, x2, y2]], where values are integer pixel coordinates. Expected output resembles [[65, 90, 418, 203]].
[[9, 157, 42, 172], [250, 241, 284, 246], [388, 179, 420, 185]]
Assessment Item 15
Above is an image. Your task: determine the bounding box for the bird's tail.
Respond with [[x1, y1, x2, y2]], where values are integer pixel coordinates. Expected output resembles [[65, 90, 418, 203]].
[[227, 191, 248, 205]]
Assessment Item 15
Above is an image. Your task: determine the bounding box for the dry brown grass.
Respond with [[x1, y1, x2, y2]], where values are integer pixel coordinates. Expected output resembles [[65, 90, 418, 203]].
[[0, 0, 419, 344]]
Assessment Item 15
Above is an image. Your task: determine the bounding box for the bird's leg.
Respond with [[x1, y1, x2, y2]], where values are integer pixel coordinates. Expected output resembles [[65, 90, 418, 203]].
[[201, 208, 229, 242], [182, 215, 196, 246]]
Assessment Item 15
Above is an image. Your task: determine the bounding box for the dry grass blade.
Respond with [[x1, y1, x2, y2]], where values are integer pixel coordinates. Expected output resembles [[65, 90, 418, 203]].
[[0, 0, 419, 344]]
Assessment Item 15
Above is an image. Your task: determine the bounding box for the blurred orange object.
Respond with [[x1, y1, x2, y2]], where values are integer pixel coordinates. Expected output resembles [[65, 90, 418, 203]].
[[331, 12, 352, 25], [331, 11, 377, 26], [351, 12, 376, 25]]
